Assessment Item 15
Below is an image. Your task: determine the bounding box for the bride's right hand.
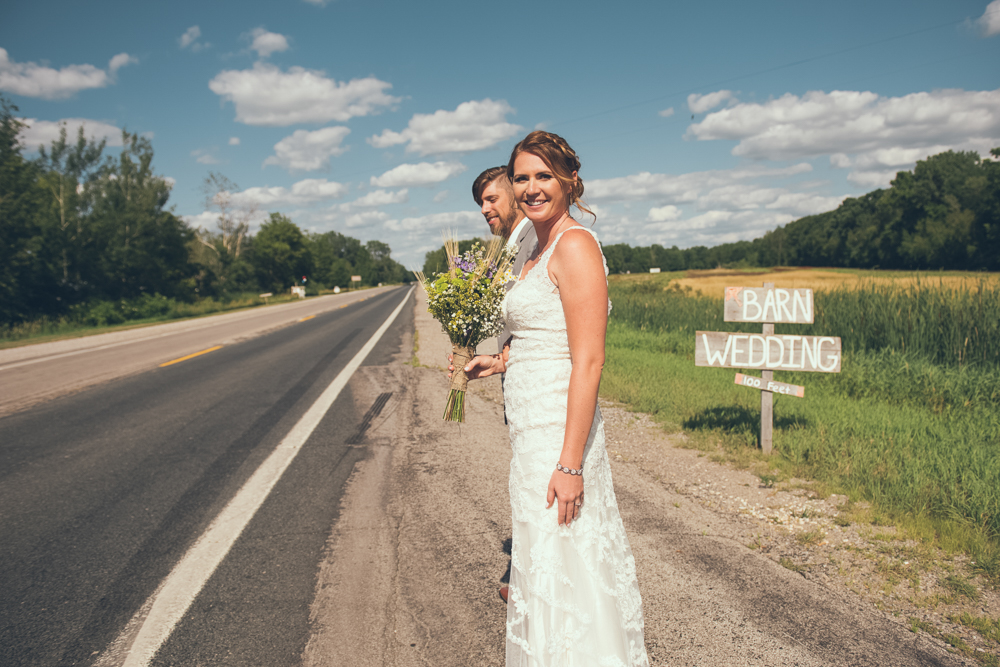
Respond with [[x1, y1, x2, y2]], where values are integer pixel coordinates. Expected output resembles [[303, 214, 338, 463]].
[[447, 353, 504, 380]]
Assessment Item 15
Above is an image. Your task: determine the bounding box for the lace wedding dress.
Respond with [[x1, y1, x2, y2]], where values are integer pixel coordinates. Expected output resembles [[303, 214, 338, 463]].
[[501, 227, 648, 667]]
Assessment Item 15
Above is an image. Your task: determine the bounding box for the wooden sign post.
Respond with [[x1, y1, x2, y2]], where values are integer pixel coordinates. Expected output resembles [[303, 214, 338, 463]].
[[695, 283, 841, 454]]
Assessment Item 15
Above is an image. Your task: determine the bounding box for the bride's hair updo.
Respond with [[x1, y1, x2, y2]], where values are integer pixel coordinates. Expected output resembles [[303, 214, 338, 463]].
[[506, 130, 595, 221]]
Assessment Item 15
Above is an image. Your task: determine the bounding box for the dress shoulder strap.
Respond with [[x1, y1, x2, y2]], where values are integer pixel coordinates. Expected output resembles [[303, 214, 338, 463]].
[[546, 226, 607, 276], [546, 226, 599, 256]]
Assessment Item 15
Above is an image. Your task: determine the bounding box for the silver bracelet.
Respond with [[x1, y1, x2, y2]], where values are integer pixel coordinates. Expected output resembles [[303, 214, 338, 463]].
[[556, 462, 583, 476]]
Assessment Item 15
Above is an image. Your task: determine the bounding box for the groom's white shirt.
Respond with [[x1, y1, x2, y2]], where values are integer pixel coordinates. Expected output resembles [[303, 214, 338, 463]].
[[498, 217, 536, 355], [505, 217, 532, 254]]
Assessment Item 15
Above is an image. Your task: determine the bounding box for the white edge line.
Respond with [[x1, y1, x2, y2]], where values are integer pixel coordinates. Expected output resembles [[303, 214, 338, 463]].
[[96, 286, 414, 667]]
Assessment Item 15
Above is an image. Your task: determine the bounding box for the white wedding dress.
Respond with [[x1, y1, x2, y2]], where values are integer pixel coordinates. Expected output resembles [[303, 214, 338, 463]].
[[502, 227, 648, 667]]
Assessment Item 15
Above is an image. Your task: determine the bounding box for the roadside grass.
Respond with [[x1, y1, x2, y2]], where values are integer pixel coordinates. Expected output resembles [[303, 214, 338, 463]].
[[0, 293, 284, 348], [950, 612, 1000, 644], [601, 270, 1000, 585], [0, 286, 379, 350]]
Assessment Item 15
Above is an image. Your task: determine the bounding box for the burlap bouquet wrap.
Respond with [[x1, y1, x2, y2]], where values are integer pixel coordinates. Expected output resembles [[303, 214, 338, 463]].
[[415, 237, 514, 422], [443, 344, 476, 421]]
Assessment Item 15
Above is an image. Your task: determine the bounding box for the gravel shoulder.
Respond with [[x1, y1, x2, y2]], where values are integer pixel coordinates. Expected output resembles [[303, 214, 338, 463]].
[[302, 291, 990, 666]]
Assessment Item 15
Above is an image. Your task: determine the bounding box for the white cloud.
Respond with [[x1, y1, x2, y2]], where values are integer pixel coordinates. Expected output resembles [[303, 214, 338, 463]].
[[978, 0, 1000, 37], [764, 192, 849, 215], [586, 162, 851, 250], [108, 53, 137, 75], [368, 99, 522, 155], [191, 148, 219, 165], [263, 126, 350, 171], [678, 210, 734, 231], [659, 107, 675, 118], [344, 210, 390, 228], [344, 189, 409, 208], [183, 208, 270, 231], [647, 205, 681, 222], [181, 211, 220, 229], [829, 153, 851, 168], [588, 163, 812, 203], [303, 0, 329, 5], [846, 169, 900, 189], [248, 27, 290, 58], [688, 90, 735, 114], [179, 26, 200, 49], [626, 209, 795, 247], [384, 210, 480, 232], [18, 118, 123, 151], [687, 87, 1000, 186], [208, 62, 399, 126], [433, 190, 449, 202], [0, 48, 136, 99], [179, 26, 204, 50], [229, 136, 240, 146], [232, 178, 348, 208], [370, 161, 467, 188]]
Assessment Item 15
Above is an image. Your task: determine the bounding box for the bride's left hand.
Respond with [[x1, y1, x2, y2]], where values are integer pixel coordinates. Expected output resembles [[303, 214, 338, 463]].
[[547, 469, 584, 526]]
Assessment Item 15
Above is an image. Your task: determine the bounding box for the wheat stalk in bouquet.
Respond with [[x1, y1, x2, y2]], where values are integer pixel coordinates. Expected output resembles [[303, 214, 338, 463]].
[[415, 235, 515, 421]]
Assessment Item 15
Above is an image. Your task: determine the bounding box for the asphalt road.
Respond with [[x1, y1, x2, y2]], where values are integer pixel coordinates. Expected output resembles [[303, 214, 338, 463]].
[[0, 286, 414, 666]]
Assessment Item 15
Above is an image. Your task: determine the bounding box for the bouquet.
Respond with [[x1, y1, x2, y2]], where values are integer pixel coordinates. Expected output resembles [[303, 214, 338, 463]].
[[415, 235, 515, 422]]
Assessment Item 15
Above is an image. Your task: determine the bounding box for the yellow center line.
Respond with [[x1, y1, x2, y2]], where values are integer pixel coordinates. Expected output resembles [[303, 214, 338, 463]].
[[159, 345, 223, 367], [340, 305, 348, 309], [298, 315, 316, 322]]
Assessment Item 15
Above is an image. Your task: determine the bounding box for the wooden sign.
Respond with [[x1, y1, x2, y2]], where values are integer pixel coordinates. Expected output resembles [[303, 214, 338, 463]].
[[695, 331, 842, 373], [734, 373, 804, 398], [695, 281, 843, 455], [724, 287, 814, 323]]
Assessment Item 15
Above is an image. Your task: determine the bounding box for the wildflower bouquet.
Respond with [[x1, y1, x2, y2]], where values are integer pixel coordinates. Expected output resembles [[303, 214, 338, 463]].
[[415, 236, 515, 422]]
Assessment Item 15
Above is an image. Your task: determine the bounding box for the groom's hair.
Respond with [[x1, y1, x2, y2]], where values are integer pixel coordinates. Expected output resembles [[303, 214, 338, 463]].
[[472, 166, 515, 206]]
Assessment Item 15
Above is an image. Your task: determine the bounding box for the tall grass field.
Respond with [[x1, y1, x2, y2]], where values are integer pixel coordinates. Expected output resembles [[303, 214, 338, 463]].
[[601, 270, 1000, 580]]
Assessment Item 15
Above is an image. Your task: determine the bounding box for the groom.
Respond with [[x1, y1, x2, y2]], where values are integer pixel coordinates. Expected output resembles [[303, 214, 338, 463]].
[[451, 166, 535, 603], [447, 165, 535, 379], [471, 166, 536, 348]]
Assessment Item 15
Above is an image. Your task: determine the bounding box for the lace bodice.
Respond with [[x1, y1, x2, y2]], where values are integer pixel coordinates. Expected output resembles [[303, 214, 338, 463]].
[[503, 227, 610, 367], [500, 227, 648, 667]]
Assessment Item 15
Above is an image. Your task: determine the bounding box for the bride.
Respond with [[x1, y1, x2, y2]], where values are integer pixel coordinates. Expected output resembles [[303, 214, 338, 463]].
[[462, 131, 649, 666]]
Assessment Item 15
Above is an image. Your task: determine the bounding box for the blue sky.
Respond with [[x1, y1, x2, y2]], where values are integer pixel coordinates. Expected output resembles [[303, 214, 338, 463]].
[[3, 0, 999, 269]]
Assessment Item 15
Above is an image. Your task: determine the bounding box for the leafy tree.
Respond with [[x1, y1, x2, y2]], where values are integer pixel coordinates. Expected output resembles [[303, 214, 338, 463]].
[[0, 97, 50, 322], [252, 213, 311, 292], [365, 239, 408, 284], [309, 230, 357, 287], [191, 172, 262, 296], [199, 172, 254, 259], [36, 124, 106, 296], [87, 131, 194, 300]]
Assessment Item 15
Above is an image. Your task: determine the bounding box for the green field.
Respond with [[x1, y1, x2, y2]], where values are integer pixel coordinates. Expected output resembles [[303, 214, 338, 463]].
[[601, 270, 1000, 581]]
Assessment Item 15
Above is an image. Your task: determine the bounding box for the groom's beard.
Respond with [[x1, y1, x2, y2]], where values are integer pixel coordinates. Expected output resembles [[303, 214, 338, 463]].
[[496, 202, 521, 240]]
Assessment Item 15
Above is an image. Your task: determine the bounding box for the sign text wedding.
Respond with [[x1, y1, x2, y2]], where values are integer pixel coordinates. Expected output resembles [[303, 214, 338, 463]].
[[695, 283, 842, 454]]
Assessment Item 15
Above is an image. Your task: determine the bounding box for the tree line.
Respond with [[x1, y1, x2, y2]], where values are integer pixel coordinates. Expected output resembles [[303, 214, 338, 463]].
[[0, 96, 410, 325], [601, 148, 1000, 274]]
